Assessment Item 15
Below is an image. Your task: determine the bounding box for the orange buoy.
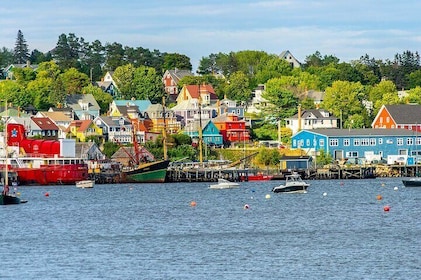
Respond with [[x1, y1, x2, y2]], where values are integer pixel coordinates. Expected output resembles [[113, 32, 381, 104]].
[[383, 205, 390, 212], [190, 201, 197, 207], [376, 195, 383, 200]]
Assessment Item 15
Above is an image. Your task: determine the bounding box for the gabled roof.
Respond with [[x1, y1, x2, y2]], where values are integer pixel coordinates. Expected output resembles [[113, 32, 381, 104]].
[[185, 84, 218, 100], [31, 117, 59, 130], [166, 69, 192, 83], [212, 113, 242, 123], [184, 119, 214, 132], [37, 111, 72, 122], [288, 109, 337, 120], [96, 116, 132, 127], [114, 100, 152, 112], [116, 104, 141, 117], [65, 94, 100, 110], [383, 104, 421, 124]]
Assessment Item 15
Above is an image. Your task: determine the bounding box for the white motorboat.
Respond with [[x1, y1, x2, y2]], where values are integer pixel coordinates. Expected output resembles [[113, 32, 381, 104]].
[[209, 178, 240, 189], [76, 180, 95, 188], [272, 173, 309, 193]]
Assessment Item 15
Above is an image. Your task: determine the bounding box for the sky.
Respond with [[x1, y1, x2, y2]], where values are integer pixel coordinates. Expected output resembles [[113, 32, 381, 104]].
[[1, 0, 421, 71]]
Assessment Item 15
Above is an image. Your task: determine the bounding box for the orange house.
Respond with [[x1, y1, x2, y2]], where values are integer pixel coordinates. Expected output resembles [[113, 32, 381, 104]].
[[372, 104, 421, 131], [212, 113, 250, 143]]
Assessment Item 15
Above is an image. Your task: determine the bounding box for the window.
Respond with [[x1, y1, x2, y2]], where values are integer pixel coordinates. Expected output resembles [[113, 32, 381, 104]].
[[346, 151, 358, 157], [370, 138, 376, 146], [306, 139, 310, 146], [361, 138, 369, 146], [386, 117, 390, 123], [417, 138, 421, 146], [407, 138, 414, 145], [319, 139, 324, 146], [353, 139, 360, 146], [344, 139, 350, 146], [329, 139, 338, 146], [397, 138, 403, 145]]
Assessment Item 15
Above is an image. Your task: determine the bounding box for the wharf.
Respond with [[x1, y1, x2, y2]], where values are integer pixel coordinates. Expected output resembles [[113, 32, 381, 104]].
[[166, 164, 421, 182]]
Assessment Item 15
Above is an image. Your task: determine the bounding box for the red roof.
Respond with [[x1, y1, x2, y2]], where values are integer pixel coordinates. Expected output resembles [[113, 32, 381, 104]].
[[31, 117, 59, 130], [185, 84, 218, 100]]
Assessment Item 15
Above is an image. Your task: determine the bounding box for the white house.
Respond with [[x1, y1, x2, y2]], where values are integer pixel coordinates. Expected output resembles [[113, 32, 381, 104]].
[[285, 108, 339, 135]]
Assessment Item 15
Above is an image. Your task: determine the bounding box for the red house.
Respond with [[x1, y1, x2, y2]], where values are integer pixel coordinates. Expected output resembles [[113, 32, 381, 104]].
[[372, 104, 421, 132], [212, 113, 250, 143]]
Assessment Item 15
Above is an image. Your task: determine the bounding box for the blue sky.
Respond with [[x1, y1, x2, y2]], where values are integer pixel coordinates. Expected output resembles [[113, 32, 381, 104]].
[[1, 1, 421, 71]]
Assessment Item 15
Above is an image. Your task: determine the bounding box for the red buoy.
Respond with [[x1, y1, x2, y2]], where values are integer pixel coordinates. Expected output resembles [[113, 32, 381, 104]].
[[383, 205, 390, 212], [44, 192, 50, 197]]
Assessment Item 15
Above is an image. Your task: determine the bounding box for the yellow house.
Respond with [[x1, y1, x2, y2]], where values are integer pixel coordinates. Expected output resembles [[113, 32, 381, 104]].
[[67, 120, 102, 142]]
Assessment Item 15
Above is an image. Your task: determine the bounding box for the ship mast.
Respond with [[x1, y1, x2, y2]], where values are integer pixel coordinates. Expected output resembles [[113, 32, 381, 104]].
[[198, 84, 203, 163], [4, 100, 8, 189], [162, 96, 168, 161]]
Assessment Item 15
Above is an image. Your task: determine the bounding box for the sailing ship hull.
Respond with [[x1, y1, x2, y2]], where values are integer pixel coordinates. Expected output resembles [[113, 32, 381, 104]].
[[121, 160, 170, 183]]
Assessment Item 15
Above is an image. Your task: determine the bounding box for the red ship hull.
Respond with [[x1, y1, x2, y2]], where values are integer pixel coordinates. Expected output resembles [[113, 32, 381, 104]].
[[11, 165, 88, 185], [240, 174, 273, 181]]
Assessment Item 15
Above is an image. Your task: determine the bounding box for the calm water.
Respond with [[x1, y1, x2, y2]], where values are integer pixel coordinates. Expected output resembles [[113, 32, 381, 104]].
[[1, 178, 420, 280]]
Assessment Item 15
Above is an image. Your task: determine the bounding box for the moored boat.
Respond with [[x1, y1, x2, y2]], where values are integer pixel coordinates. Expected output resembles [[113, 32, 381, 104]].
[[402, 178, 421, 187], [272, 172, 310, 193], [2, 123, 89, 185], [209, 178, 240, 189], [76, 179, 95, 188], [121, 160, 170, 183]]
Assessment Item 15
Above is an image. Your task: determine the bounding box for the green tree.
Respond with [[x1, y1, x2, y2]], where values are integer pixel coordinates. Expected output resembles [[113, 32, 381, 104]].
[[0, 80, 28, 107], [82, 84, 113, 114], [369, 80, 400, 114], [113, 64, 136, 99], [53, 33, 80, 70], [0, 47, 14, 69], [404, 86, 421, 104], [59, 68, 90, 95], [262, 77, 299, 120], [254, 56, 292, 84], [10, 67, 36, 83], [133, 66, 164, 102], [226, 71, 250, 102], [104, 42, 125, 71], [13, 30, 30, 64], [255, 147, 281, 167], [162, 53, 192, 71], [26, 77, 56, 109], [321, 81, 365, 128]]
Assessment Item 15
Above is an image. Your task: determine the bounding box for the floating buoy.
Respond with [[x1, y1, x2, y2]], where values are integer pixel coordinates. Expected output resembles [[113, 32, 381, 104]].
[[243, 204, 250, 209], [394, 187, 398, 191], [376, 194, 383, 200], [323, 192, 327, 197], [265, 194, 271, 199], [381, 183, 385, 187], [44, 192, 50, 197], [340, 182, 344, 186], [383, 205, 390, 212], [189, 201, 197, 207]]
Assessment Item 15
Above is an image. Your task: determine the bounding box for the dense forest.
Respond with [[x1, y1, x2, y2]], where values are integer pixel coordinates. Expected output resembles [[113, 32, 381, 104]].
[[2, 30, 421, 136]]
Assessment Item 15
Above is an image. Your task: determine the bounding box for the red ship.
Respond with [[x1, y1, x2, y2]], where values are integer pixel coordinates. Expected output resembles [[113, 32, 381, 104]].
[[1, 123, 88, 185]]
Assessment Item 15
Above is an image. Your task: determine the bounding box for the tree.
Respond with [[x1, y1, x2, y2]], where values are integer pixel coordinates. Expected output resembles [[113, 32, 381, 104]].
[[53, 33, 80, 70], [254, 56, 292, 85], [0, 47, 14, 69], [197, 53, 221, 75], [321, 81, 365, 128], [0, 79, 28, 107], [113, 64, 136, 99], [369, 80, 400, 114], [104, 42, 125, 71], [404, 86, 421, 104], [133, 66, 164, 102], [162, 53, 192, 71], [26, 77, 56, 109], [226, 71, 250, 102], [13, 30, 30, 64], [59, 68, 90, 95], [82, 84, 113, 114], [255, 147, 281, 167], [262, 77, 299, 120]]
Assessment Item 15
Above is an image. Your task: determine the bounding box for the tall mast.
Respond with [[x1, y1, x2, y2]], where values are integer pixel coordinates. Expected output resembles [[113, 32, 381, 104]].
[[198, 84, 203, 163], [4, 100, 8, 188], [162, 96, 168, 161]]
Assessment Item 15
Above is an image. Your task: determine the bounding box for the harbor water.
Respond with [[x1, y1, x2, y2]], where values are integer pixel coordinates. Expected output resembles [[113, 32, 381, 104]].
[[1, 178, 420, 279]]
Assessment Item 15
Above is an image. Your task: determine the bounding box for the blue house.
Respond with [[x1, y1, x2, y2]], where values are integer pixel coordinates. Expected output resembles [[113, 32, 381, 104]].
[[292, 129, 421, 165], [183, 119, 223, 147]]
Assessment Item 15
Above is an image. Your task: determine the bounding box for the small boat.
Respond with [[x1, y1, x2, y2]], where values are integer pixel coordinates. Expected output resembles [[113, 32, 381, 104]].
[[209, 178, 240, 189], [402, 178, 421, 187], [272, 173, 310, 193], [76, 180, 95, 188]]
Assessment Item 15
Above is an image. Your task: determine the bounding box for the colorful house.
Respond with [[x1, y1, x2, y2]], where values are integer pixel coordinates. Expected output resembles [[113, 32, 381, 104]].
[[183, 119, 223, 147], [65, 94, 100, 120], [176, 84, 218, 106], [285, 108, 339, 134], [93, 116, 133, 144], [171, 98, 215, 127], [162, 68, 192, 100], [212, 113, 250, 144], [67, 120, 102, 142], [372, 104, 421, 132], [144, 104, 181, 134], [109, 100, 152, 119], [95, 71, 118, 97], [292, 128, 421, 165]]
